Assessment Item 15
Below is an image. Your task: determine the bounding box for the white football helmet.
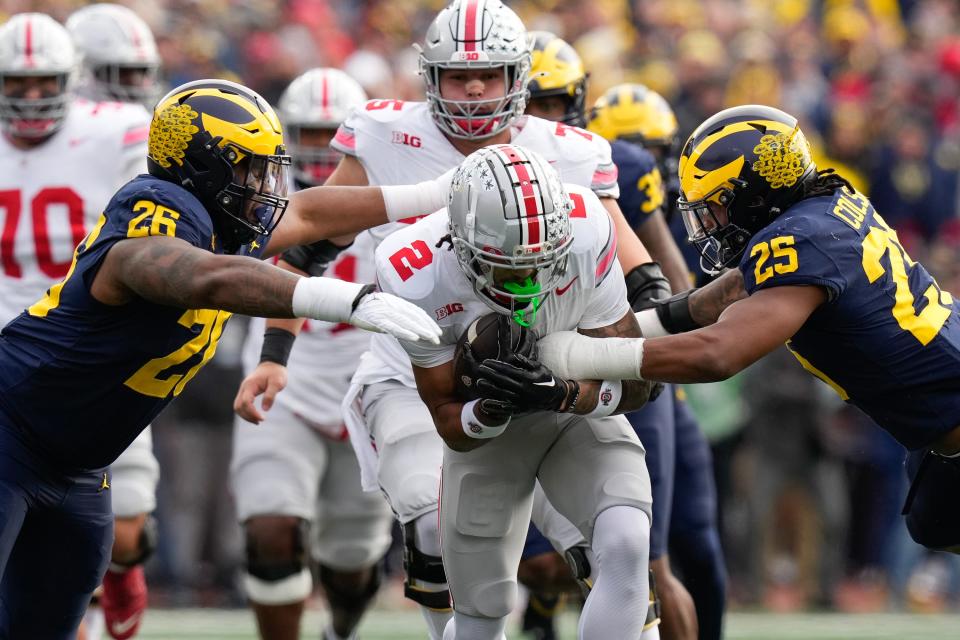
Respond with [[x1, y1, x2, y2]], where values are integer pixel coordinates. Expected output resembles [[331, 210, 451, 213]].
[[277, 67, 367, 186], [448, 144, 573, 327], [66, 3, 160, 107], [0, 13, 77, 139], [418, 0, 531, 140]]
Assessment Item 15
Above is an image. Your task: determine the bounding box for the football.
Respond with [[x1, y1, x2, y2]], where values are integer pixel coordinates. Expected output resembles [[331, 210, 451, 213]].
[[453, 312, 537, 400]]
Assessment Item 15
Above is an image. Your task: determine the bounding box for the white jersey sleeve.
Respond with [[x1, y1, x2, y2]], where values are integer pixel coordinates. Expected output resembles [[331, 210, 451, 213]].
[[565, 184, 631, 330], [513, 115, 620, 200]]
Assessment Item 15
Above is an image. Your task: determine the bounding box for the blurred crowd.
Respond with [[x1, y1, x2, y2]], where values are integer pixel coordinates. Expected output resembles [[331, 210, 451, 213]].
[[6, 0, 960, 617]]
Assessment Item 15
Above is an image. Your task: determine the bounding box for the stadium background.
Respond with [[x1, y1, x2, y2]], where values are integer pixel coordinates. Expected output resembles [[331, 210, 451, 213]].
[[4, 0, 960, 637]]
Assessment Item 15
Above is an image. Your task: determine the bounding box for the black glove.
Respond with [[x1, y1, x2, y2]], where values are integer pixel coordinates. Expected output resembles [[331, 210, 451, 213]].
[[476, 353, 578, 413], [625, 262, 672, 311]]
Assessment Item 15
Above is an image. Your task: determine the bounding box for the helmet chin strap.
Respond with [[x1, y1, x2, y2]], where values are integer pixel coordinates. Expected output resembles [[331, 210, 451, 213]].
[[698, 237, 724, 277], [503, 276, 542, 327]]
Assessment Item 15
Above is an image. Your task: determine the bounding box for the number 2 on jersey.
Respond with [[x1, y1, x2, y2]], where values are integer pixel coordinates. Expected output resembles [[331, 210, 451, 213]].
[[862, 218, 953, 346], [389, 239, 433, 281]]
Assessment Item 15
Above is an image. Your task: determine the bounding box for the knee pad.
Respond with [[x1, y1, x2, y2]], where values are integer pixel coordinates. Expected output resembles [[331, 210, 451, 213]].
[[903, 451, 960, 550], [402, 520, 451, 611], [563, 544, 593, 596], [111, 514, 158, 569], [243, 518, 312, 605], [318, 562, 382, 616]]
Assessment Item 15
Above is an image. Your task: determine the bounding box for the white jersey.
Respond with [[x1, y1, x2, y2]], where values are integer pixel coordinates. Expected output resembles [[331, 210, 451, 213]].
[[331, 100, 620, 388], [0, 98, 150, 323], [241, 233, 376, 438], [378, 183, 628, 367]]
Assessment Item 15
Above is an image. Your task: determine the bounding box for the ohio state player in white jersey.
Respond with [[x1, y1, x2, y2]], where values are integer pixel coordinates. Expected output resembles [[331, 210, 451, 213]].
[[0, 13, 151, 640], [230, 68, 393, 640], [380, 145, 655, 640], [233, 2, 653, 638]]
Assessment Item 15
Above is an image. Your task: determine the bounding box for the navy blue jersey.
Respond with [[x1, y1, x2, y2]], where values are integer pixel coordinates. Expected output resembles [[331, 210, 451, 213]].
[[611, 139, 663, 230], [739, 188, 960, 450], [0, 175, 263, 469]]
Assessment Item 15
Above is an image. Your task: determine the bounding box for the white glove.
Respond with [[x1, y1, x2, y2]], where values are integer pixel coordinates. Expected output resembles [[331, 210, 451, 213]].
[[292, 277, 441, 343], [350, 290, 442, 343]]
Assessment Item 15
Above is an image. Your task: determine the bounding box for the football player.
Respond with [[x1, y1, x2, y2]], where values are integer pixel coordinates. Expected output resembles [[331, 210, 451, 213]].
[[523, 33, 680, 640], [537, 104, 960, 555], [66, 6, 164, 636], [230, 68, 393, 640], [0, 77, 445, 639], [381, 144, 657, 640], [233, 3, 659, 639], [66, 3, 161, 109], [588, 83, 727, 640]]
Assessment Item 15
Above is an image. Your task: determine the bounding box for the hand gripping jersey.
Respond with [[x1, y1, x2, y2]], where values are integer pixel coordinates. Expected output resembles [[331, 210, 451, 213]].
[[0, 176, 260, 470], [344, 184, 627, 489], [241, 232, 377, 438], [610, 139, 663, 231], [0, 99, 150, 323], [331, 99, 619, 388], [740, 188, 960, 450]]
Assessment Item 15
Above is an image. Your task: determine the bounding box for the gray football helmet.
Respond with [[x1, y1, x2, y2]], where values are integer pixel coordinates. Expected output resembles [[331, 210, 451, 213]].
[[0, 13, 77, 139], [66, 3, 160, 107], [277, 67, 367, 186], [418, 0, 531, 140], [448, 144, 573, 327]]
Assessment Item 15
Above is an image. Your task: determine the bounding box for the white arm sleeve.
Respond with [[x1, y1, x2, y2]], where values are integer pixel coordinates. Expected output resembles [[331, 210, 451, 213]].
[[537, 331, 644, 381]]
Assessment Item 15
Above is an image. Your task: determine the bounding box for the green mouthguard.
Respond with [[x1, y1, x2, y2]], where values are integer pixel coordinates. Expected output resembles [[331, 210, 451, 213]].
[[503, 277, 542, 327]]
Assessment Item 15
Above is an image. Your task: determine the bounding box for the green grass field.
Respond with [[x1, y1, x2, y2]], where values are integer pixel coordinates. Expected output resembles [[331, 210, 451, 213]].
[[133, 608, 960, 640]]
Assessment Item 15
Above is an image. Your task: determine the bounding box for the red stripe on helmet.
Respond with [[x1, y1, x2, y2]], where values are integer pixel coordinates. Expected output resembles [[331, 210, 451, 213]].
[[462, 0, 480, 52], [24, 17, 34, 68], [509, 157, 541, 244]]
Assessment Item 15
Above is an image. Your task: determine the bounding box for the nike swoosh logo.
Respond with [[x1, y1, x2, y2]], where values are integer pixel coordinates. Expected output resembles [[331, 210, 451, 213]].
[[533, 379, 557, 387], [110, 612, 143, 635], [556, 276, 579, 296]]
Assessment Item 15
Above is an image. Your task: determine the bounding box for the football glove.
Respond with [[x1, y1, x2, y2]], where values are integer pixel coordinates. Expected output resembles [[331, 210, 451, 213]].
[[349, 285, 443, 344], [477, 353, 579, 413]]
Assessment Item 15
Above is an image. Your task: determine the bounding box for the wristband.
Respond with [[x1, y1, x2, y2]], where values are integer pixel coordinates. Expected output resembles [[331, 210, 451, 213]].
[[654, 289, 699, 334], [461, 400, 510, 439], [381, 179, 445, 222], [259, 328, 296, 366], [291, 277, 364, 323], [586, 380, 622, 418]]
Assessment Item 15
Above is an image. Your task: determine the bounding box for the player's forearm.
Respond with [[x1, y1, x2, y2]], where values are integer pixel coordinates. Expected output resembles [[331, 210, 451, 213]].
[[688, 269, 747, 327], [634, 210, 692, 294], [118, 238, 299, 317], [570, 378, 658, 415], [264, 259, 311, 336], [432, 400, 488, 452]]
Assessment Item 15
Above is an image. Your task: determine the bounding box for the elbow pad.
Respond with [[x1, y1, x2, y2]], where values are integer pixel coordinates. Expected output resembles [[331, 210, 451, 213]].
[[281, 239, 352, 277], [625, 262, 672, 311]]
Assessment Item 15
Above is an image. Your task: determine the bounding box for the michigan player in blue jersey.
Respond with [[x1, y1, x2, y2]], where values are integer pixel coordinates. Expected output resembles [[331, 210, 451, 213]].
[[524, 33, 717, 640], [589, 84, 727, 640], [0, 78, 443, 639], [537, 104, 960, 556]]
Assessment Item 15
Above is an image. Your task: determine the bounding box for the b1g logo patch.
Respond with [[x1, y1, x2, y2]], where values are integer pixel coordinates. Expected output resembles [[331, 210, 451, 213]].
[[436, 303, 464, 320], [392, 131, 422, 148]]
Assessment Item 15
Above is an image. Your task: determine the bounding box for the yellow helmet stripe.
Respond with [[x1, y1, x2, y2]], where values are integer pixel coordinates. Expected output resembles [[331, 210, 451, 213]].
[[680, 155, 745, 202], [686, 119, 795, 169]]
